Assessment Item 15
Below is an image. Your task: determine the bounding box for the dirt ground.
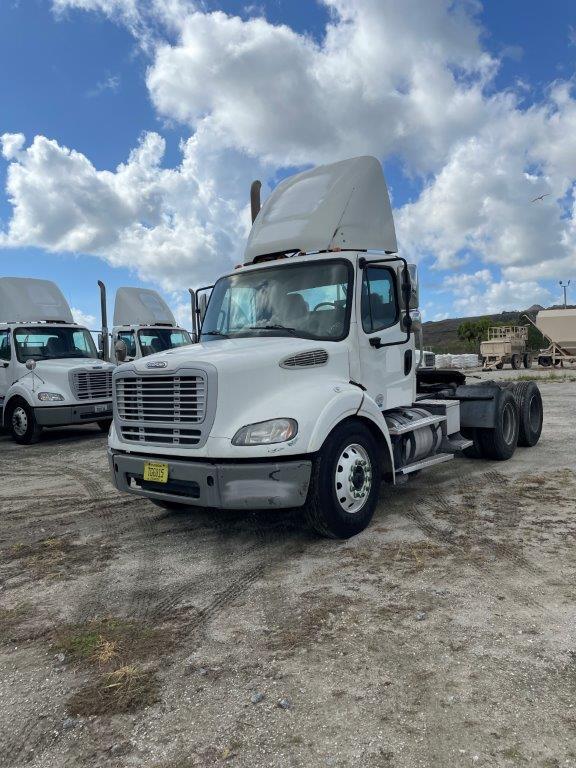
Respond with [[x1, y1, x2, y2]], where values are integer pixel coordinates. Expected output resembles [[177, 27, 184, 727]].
[[1, 375, 575, 768]]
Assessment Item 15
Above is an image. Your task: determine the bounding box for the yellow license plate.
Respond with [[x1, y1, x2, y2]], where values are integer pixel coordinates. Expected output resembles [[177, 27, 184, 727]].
[[143, 462, 169, 484]]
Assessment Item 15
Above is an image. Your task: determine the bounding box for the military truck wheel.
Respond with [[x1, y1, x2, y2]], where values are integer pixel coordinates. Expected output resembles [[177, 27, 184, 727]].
[[523, 353, 532, 369], [538, 355, 552, 367], [495, 361, 504, 370], [7, 399, 42, 445], [511, 354, 521, 370], [306, 420, 381, 539], [475, 389, 519, 461], [97, 419, 113, 433]]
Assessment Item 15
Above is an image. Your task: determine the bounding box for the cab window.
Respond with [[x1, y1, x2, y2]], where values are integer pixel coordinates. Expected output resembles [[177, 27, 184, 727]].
[[0, 330, 10, 362], [361, 266, 399, 334], [117, 331, 137, 358]]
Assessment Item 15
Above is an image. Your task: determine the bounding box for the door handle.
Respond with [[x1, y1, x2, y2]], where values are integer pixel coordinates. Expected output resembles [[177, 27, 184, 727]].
[[369, 337, 383, 349]]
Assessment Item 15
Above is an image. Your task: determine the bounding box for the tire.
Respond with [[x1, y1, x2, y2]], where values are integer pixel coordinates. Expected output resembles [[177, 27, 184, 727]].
[[539, 356, 552, 367], [495, 361, 504, 370], [523, 353, 532, 369], [97, 419, 113, 433], [475, 389, 519, 461], [150, 499, 190, 511], [7, 399, 42, 445], [306, 420, 381, 539], [508, 382, 543, 447], [511, 354, 521, 370]]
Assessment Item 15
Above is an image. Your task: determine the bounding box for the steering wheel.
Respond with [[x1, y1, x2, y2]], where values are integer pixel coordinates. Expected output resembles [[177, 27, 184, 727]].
[[313, 301, 337, 312]]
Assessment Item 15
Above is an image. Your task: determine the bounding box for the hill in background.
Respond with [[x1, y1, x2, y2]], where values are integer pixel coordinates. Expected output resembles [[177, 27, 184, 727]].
[[420, 305, 575, 353]]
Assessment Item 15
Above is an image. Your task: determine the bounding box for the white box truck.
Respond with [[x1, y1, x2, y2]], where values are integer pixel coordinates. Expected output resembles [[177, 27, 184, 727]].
[[107, 157, 543, 538], [97, 284, 193, 364], [1, 278, 115, 444]]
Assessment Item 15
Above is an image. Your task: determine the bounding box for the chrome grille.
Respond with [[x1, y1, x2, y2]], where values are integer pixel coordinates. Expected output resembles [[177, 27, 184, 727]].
[[115, 373, 208, 446], [72, 370, 113, 401], [281, 349, 329, 368]]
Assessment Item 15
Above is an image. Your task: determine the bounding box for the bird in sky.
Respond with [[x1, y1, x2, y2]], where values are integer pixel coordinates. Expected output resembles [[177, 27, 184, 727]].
[[531, 193, 551, 203]]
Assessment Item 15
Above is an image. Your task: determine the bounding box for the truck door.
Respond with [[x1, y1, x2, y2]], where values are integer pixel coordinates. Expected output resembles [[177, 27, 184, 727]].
[[357, 262, 415, 410], [0, 329, 11, 412]]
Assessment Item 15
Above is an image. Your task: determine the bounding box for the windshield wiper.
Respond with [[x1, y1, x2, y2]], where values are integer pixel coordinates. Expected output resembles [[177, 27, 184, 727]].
[[202, 330, 229, 338], [249, 324, 297, 334]]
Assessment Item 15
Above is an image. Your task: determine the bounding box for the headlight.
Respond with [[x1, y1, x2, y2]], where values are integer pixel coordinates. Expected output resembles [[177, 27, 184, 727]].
[[232, 418, 298, 446], [37, 392, 65, 402]]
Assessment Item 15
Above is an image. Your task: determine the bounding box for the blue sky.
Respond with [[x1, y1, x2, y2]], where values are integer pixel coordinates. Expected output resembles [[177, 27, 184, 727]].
[[1, 0, 575, 327]]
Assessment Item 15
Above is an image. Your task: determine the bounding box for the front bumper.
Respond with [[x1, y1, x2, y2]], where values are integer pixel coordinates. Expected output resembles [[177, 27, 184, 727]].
[[35, 402, 113, 427], [108, 449, 312, 510]]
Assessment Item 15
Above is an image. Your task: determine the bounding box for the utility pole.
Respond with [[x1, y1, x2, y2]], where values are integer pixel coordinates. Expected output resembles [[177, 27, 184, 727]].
[[559, 279, 571, 308]]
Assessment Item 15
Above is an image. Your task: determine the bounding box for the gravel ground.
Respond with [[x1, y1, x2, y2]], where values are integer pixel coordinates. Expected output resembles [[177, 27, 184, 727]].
[[0, 376, 575, 768]]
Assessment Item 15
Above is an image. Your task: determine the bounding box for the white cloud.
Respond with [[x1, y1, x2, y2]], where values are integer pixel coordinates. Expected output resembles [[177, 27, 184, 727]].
[[86, 73, 120, 97], [71, 306, 97, 327], [441, 269, 552, 316], [0, 129, 262, 290], [0, 0, 575, 315], [1, 133, 25, 161]]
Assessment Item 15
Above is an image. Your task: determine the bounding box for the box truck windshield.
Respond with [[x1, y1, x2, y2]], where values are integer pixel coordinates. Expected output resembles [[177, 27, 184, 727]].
[[14, 326, 98, 362], [137, 328, 191, 356], [201, 259, 352, 341]]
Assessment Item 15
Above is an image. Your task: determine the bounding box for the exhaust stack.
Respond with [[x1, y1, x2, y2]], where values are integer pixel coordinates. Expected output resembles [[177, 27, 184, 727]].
[[250, 180, 262, 224], [98, 280, 109, 362]]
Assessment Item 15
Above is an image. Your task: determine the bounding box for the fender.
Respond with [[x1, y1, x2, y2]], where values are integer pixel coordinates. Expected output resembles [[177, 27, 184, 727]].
[[356, 392, 396, 483], [2, 383, 35, 425]]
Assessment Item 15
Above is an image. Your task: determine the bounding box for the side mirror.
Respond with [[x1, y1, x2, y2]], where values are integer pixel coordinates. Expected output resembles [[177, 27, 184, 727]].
[[26, 359, 37, 371], [198, 294, 208, 324], [115, 339, 128, 363], [407, 309, 422, 332]]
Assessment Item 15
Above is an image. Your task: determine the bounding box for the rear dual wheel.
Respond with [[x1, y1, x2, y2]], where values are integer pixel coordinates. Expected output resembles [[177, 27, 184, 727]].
[[306, 421, 381, 539], [464, 389, 519, 461]]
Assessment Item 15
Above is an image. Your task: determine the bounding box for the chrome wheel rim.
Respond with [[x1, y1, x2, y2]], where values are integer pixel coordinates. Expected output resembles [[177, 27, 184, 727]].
[[334, 443, 372, 514], [12, 406, 28, 437]]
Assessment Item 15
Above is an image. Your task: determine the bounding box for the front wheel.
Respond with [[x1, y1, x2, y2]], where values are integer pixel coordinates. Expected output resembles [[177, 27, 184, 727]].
[[511, 354, 521, 370], [7, 400, 42, 445], [306, 421, 381, 539], [523, 353, 532, 369]]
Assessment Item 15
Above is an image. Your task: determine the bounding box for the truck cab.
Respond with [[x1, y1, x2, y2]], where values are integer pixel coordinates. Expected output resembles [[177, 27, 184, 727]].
[[0, 278, 115, 444], [107, 287, 192, 364], [108, 156, 543, 538]]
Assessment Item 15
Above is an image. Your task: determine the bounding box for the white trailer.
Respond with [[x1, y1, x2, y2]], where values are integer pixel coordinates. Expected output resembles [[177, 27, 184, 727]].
[[107, 157, 543, 538], [97, 284, 193, 364], [0, 278, 115, 444]]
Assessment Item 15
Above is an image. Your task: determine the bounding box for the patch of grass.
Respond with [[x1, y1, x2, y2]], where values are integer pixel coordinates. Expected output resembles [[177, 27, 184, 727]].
[[52, 616, 171, 667], [510, 373, 576, 382], [0, 604, 35, 643], [4, 536, 114, 581], [67, 665, 160, 716]]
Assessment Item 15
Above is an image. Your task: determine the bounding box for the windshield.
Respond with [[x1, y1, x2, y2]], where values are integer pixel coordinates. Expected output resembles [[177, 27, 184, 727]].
[[201, 260, 353, 341], [137, 328, 192, 357], [14, 326, 98, 362]]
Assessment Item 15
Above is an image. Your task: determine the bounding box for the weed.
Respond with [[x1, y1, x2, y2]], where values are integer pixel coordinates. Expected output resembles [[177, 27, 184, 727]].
[[52, 616, 172, 667], [67, 665, 160, 716], [4, 536, 114, 581], [0, 604, 35, 643]]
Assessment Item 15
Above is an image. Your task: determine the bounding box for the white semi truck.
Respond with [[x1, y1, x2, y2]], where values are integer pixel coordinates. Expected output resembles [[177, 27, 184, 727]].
[[1, 277, 115, 444], [97, 284, 193, 364], [108, 157, 543, 538]]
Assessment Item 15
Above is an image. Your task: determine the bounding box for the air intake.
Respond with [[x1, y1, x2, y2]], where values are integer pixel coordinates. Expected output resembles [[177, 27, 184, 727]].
[[280, 349, 329, 368]]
